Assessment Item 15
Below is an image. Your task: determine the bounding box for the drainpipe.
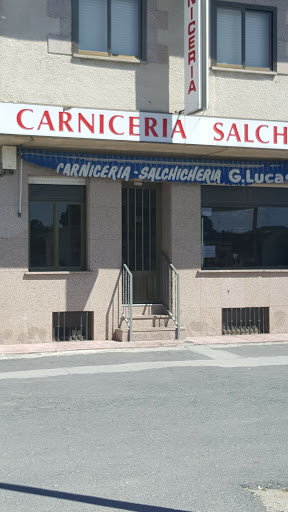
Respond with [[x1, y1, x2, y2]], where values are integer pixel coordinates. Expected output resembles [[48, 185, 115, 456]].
[[18, 156, 23, 217]]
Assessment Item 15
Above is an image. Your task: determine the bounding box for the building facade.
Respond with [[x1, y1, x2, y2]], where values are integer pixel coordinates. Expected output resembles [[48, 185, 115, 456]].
[[1, 0, 288, 343]]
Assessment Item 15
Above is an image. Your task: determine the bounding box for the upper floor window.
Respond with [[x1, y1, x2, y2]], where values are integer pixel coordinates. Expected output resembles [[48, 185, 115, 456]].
[[213, 2, 276, 71], [74, 0, 145, 59]]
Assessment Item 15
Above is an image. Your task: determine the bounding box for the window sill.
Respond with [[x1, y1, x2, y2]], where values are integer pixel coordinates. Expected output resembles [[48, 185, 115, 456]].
[[24, 271, 93, 279], [211, 66, 276, 76], [72, 53, 145, 64], [197, 269, 288, 277]]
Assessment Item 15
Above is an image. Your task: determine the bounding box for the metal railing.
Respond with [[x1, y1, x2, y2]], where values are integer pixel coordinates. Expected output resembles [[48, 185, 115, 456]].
[[160, 251, 180, 340], [122, 264, 133, 342]]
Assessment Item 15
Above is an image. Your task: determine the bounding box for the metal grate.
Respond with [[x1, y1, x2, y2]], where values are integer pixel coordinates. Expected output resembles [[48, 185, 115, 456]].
[[53, 312, 93, 341], [122, 184, 157, 272], [222, 307, 269, 335]]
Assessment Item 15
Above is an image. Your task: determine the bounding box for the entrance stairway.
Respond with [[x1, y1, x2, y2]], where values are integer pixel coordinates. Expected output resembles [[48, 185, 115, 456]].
[[117, 253, 182, 342], [114, 304, 185, 342]]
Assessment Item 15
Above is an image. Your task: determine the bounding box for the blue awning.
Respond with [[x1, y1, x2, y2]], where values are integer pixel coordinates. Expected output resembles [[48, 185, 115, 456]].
[[21, 149, 288, 186]]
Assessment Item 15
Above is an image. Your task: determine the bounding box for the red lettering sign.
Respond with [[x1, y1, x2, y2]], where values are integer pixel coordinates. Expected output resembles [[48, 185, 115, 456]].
[[244, 124, 254, 143], [129, 117, 140, 136], [37, 111, 55, 131], [17, 109, 34, 130], [227, 124, 241, 142], [109, 115, 124, 136], [78, 113, 95, 133], [171, 120, 187, 139], [213, 122, 224, 142], [186, 1, 197, 96], [59, 112, 73, 132], [145, 118, 158, 138], [274, 126, 288, 145], [255, 125, 269, 144]]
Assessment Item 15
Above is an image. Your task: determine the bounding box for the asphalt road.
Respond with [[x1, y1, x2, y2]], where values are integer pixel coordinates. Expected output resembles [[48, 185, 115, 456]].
[[0, 342, 288, 512]]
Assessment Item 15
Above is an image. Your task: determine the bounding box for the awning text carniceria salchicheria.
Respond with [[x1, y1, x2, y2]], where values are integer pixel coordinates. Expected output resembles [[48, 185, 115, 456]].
[[21, 150, 288, 186]]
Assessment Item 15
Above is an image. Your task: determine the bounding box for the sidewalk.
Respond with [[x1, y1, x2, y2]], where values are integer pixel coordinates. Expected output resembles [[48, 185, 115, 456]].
[[0, 333, 288, 356], [0, 339, 183, 356]]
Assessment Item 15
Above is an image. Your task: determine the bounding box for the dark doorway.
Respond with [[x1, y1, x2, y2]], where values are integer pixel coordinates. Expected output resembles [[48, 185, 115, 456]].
[[122, 183, 162, 303]]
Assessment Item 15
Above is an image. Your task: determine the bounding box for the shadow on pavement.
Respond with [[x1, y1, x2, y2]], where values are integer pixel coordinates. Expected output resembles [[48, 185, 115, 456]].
[[0, 482, 192, 512]]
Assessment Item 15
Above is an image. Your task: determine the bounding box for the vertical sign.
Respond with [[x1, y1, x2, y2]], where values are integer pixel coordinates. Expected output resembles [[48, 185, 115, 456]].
[[184, 0, 208, 115]]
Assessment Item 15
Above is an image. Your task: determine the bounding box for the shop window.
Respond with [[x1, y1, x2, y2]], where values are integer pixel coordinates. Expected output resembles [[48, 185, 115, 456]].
[[29, 185, 86, 271], [201, 186, 288, 270], [212, 2, 276, 71], [73, 0, 146, 59]]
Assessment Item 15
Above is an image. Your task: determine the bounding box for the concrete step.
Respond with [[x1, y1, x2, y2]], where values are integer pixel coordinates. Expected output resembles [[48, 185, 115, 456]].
[[129, 304, 167, 316], [120, 315, 175, 329], [114, 326, 185, 342]]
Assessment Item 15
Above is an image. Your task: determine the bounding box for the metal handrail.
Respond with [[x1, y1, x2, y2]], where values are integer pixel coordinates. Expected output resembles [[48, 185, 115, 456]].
[[122, 264, 133, 342], [161, 251, 180, 340]]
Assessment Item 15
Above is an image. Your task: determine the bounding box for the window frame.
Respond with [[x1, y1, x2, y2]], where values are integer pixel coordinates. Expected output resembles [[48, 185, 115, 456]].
[[72, 0, 147, 60], [29, 185, 87, 272], [212, 1, 277, 72]]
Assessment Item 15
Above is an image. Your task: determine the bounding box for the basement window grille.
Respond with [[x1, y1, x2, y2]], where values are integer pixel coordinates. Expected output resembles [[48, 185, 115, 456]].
[[222, 307, 269, 335], [53, 312, 93, 341]]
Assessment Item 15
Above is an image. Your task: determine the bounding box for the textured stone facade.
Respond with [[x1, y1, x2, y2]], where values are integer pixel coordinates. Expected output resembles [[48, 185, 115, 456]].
[[1, 0, 288, 342]]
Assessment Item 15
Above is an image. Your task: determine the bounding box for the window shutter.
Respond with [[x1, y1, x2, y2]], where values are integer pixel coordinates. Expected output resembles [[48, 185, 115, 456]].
[[216, 8, 242, 66], [245, 11, 271, 68], [79, 0, 107, 52], [111, 0, 139, 57]]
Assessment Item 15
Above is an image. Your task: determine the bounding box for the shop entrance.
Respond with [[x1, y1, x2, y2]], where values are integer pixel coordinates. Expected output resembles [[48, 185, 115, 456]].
[[122, 183, 161, 303]]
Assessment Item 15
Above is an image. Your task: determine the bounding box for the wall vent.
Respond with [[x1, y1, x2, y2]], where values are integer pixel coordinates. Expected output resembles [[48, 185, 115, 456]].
[[222, 307, 269, 335], [53, 312, 93, 341]]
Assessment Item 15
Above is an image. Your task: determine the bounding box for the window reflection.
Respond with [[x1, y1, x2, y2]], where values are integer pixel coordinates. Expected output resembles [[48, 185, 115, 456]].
[[30, 203, 53, 267], [202, 206, 288, 269], [58, 204, 81, 267]]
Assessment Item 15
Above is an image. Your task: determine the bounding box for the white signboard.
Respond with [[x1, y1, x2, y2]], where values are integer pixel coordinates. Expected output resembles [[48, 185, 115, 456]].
[[184, 0, 208, 114], [1, 103, 288, 151]]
